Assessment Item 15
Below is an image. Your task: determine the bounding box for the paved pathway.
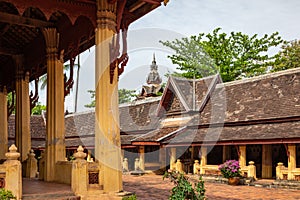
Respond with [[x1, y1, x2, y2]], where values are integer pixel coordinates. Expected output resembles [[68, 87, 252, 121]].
[[123, 174, 300, 200]]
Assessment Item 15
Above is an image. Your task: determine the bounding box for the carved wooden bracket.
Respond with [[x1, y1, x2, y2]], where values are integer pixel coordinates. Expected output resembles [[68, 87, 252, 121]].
[[284, 143, 290, 162], [7, 90, 15, 119], [235, 145, 241, 158], [30, 78, 39, 113], [109, 28, 128, 84], [64, 58, 74, 97], [64, 43, 78, 97]]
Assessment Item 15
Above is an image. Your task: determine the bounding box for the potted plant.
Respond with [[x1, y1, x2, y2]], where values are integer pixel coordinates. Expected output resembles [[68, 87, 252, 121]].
[[218, 160, 241, 185]]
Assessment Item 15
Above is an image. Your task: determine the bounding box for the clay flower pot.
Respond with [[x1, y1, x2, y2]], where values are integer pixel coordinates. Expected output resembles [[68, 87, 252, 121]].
[[228, 177, 240, 185]]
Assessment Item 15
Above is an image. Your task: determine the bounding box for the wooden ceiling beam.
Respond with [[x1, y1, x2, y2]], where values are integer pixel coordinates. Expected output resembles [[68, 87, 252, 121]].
[[0, 47, 20, 56], [0, 12, 54, 28], [129, 1, 146, 12]]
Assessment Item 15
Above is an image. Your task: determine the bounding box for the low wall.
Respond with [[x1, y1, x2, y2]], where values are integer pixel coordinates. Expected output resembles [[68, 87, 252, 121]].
[[55, 161, 72, 184]]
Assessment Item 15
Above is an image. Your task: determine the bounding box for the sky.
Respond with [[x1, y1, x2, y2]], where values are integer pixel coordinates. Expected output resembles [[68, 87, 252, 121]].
[[38, 0, 300, 112]]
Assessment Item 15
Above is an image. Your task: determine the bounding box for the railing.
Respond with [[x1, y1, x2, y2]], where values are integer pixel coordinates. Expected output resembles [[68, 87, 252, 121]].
[[276, 162, 300, 180], [193, 160, 256, 179], [0, 165, 5, 188]]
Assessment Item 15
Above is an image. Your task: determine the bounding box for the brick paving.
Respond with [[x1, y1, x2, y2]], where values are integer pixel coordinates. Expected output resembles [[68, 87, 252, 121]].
[[123, 174, 300, 200]]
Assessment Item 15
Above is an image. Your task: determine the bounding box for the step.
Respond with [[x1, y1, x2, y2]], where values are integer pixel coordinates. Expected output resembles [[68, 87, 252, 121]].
[[22, 191, 81, 200]]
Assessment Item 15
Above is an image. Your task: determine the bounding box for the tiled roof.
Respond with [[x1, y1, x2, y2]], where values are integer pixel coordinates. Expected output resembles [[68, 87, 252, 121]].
[[8, 114, 46, 149], [132, 126, 180, 142], [119, 97, 161, 133], [162, 120, 300, 145], [158, 75, 220, 115], [65, 110, 95, 137], [200, 68, 300, 124]]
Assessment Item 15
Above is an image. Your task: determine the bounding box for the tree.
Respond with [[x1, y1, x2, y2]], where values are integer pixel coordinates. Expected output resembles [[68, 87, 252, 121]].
[[272, 40, 300, 72], [118, 88, 136, 104], [84, 90, 95, 108], [31, 103, 46, 115], [84, 89, 136, 108], [160, 28, 285, 82]]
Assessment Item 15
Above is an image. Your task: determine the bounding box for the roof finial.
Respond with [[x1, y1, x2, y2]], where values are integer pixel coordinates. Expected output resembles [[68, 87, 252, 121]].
[[153, 53, 156, 62]]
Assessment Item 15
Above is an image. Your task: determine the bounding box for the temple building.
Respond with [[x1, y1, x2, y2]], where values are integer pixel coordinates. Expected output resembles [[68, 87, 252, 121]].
[[138, 53, 163, 98], [0, 0, 170, 199], [9, 66, 300, 183]]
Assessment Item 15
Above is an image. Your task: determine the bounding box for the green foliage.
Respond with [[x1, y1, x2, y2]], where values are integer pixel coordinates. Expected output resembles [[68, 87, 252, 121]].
[[84, 90, 96, 108], [6, 92, 15, 114], [272, 40, 300, 72], [31, 102, 46, 115], [0, 188, 16, 200], [118, 88, 136, 104], [84, 89, 136, 108], [122, 194, 137, 200], [160, 28, 285, 82], [163, 171, 205, 200]]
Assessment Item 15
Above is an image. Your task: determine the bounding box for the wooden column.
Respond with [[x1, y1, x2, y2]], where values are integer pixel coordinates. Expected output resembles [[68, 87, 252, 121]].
[[288, 144, 296, 180], [159, 147, 166, 170], [262, 144, 272, 178], [170, 148, 176, 167], [0, 87, 8, 160], [14, 55, 31, 162], [139, 146, 145, 171], [200, 147, 207, 166], [43, 28, 66, 181], [239, 145, 246, 168], [222, 146, 228, 162], [94, 0, 122, 192]]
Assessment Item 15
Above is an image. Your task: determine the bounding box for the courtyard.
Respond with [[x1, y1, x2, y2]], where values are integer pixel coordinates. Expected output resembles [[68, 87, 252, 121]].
[[123, 174, 300, 200]]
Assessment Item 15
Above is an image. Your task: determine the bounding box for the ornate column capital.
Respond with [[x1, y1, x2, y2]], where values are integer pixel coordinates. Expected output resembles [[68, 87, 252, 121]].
[[12, 55, 25, 81], [42, 28, 59, 59], [96, 0, 117, 31]]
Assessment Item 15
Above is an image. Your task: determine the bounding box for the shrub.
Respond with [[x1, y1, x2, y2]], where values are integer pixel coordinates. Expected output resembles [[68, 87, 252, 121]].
[[218, 160, 241, 178], [0, 188, 16, 200], [122, 194, 137, 200], [163, 170, 205, 200]]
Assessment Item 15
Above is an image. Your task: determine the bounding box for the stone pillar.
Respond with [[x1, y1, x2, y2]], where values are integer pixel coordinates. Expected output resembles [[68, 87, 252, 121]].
[[134, 158, 140, 171], [200, 147, 207, 174], [288, 144, 296, 180], [72, 146, 88, 197], [175, 159, 183, 173], [239, 145, 246, 168], [43, 28, 66, 181], [14, 55, 31, 162], [38, 151, 45, 180], [0, 87, 8, 160], [94, 0, 122, 193], [262, 144, 272, 178], [248, 161, 257, 179], [276, 162, 284, 180], [193, 160, 200, 174], [170, 148, 176, 170], [122, 158, 129, 172], [159, 147, 166, 171], [4, 145, 22, 200], [138, 146, 145, 171], [25, 149, 38, 178]]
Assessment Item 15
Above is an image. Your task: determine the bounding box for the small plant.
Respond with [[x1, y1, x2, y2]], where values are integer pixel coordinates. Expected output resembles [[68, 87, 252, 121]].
[[163, 170, 205, 200], [122, 194, 137, 200], [0, 188, 16, 200], [218, 160, 241, 178]]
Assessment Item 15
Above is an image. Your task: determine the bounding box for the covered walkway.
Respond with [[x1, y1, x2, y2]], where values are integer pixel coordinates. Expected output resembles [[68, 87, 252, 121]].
[[22, 178, 79, 200], [123, 174, 300, 200]]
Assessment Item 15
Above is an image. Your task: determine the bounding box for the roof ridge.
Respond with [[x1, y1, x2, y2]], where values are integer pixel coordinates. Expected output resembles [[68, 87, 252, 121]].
[[220, 67, 300, 87]]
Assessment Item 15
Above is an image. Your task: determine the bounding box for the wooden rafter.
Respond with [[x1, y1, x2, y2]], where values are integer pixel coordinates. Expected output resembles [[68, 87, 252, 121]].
[[0, 46, 20, 56], [0, 12, 53, 28]]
